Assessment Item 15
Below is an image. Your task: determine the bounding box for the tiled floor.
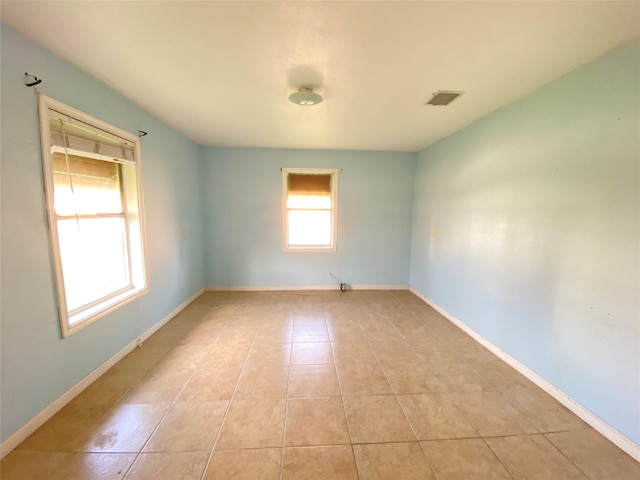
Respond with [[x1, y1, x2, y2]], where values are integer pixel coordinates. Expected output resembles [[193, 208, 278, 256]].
[[2, 290, 639, 479]]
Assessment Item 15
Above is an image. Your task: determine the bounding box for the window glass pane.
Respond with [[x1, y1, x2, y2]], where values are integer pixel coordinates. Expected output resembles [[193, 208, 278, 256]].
[[287, 193, 331, 209], [52, 153, 122, 216], [288, 210, 332, 246], [57, 217, 130, 315]]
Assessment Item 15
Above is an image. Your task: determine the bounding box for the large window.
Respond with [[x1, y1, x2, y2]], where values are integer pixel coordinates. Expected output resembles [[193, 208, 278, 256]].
[[282, 168, 338, 252], [38, 95, 148, 337]]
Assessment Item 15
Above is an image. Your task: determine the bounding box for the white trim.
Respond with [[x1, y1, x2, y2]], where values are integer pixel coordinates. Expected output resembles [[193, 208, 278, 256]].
[[0, 288, 204, 459], [282, 167, 338, 253], [205, 285, 409, 292], [409, 287, 640, 462], [37, 93, 149, 338]]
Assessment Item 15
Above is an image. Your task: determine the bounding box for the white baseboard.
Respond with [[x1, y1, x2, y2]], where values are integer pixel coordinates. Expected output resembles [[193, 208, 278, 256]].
[[0, 288, 204, 459], [205, 284, 408, 292], [409, 287, 640, 463]]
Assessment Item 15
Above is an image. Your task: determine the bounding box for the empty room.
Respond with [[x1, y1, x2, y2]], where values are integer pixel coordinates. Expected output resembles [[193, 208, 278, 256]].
[[1, 1, 639, 479]]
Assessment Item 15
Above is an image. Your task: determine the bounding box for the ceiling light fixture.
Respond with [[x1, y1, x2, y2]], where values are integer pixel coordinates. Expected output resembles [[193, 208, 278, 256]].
[[289, 87, 323, 106]]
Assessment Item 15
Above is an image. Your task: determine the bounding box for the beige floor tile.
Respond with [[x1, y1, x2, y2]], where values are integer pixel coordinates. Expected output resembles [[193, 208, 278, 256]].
[[177, 324, 223, 346], [449, 392, 537, 437], [9, 291, 636, 480], [429, 361, 492, 392], [293, 313, 327, 325], [151, 344, 210, 372], [141, 324, 188, 347], [397, 394, 478, 440], [353, 442, 435, 480], [293, 324, 330, 342], [111, 346, 170, 374], [501, 388, 588, 433], [408, 340, 461, 363], [421, 438, 512, 480], [199, 342, 251, 368], [1, 451, 67, 480], [85, 403, 170, 453], [234, 365, 289, 399], [216, 398, 286, 449], [282, 445, 358, 480], [290, 342, 334, 365], [119, 368, 193, 404], [17, 404, 112, 451], [486, 434, 588, 479], [177, 366, 242, 401], [472, 360, 532, 391], [327, 325, 367, 342], [254, 325, 293, 343], [288, 364, 341, 397], [331, 341, 379, 364], [381, 363, 444, 394], [1, 451, 136, 480], [204, 449, 282, 480], [72, 368, 144, 405], [343, 395, 415, 443], [285, 397, 350, 446], [545, 429, 640, 480], [125, 452, 208, 480], [144, 401, 228, 452], [217, 326, 258, 344], [336, 363, 393, 395], [246, 342, 292, 366], [369, 340, 421, 364], [449, 391, 538, 437], [448, 338, 498, 363]]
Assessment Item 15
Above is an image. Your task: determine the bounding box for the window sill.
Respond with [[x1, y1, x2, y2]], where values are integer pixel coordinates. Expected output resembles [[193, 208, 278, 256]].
[[283, 246, 337, 253], [64, 286, 149, 337]]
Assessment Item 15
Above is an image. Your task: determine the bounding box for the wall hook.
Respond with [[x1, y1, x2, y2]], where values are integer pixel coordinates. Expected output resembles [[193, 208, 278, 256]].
[[25, 72, 42, 87], [138, 130, 148, 137]]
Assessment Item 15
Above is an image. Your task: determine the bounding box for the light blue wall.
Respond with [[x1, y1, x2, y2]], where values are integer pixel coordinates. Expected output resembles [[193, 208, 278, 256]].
[[202, 147, 416, 288], [410, 41, 640, 444], [0, 25, 205, 443]]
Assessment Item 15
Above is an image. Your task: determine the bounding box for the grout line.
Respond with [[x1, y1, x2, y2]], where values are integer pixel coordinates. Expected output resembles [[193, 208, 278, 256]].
[[121, 312, 230, 479], [198, 304, 255, 480]]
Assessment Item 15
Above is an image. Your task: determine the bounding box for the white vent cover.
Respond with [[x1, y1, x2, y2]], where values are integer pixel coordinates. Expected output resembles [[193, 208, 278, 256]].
[[426, 91, 464, 106]]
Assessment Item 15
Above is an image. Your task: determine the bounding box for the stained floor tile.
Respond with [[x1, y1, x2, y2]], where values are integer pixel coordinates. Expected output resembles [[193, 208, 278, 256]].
[[5, 291, 635, 480]]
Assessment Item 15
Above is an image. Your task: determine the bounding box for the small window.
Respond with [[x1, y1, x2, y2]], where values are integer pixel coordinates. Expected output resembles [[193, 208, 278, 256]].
[[38, 94, 148, 337], [282, 168, 338, 252]]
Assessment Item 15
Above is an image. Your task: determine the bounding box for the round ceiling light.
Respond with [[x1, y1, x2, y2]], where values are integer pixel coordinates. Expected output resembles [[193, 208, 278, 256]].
[[289, 87, 323, 106]]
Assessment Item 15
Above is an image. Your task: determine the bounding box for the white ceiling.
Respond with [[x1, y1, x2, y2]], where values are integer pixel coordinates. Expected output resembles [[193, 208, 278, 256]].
[[2, 1, 639, 152]]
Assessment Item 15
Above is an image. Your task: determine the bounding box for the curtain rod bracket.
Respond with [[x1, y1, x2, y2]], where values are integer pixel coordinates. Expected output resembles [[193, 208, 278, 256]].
[[138, 130, 148, 137], [25, 72, 42, 87]]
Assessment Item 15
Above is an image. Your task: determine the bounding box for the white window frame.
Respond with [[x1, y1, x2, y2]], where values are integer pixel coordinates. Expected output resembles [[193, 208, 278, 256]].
[[37, 94, 149, 338], [282, 167, 338, 252]]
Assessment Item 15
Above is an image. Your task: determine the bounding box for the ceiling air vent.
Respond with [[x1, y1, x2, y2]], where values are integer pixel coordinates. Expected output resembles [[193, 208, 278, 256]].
[[426, 90, 464, 106]]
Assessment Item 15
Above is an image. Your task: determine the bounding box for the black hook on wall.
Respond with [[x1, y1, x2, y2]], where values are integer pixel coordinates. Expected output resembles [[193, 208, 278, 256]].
[[25, 72, 42, 87], [138, 130, 148, 137]]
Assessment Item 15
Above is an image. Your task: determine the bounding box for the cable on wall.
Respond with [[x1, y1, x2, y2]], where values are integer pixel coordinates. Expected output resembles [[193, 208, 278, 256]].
[[330, 273, 347, 292]]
